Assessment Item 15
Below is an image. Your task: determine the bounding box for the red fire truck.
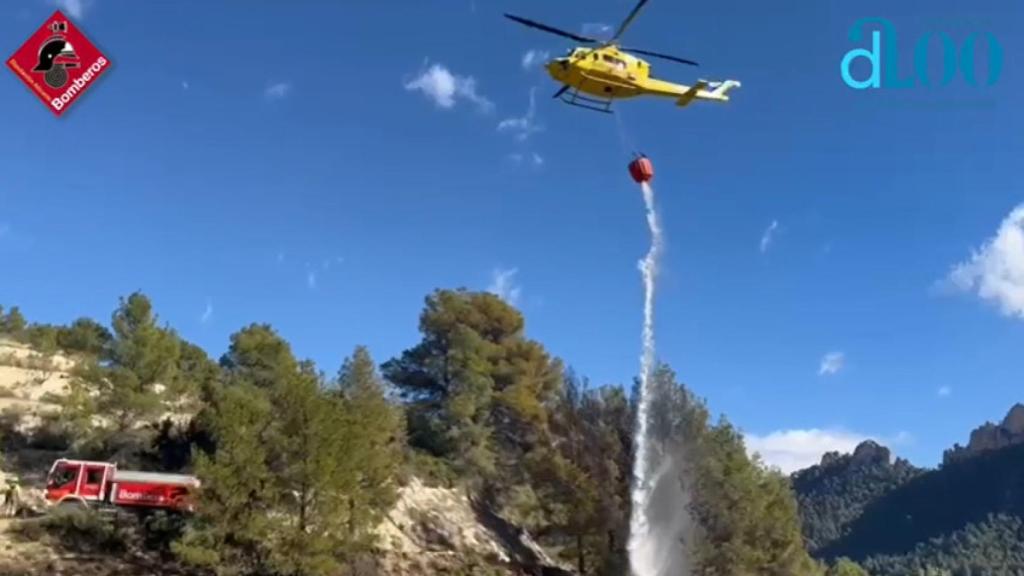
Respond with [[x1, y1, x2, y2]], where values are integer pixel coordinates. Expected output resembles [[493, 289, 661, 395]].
[[45, 458, 200, 513]]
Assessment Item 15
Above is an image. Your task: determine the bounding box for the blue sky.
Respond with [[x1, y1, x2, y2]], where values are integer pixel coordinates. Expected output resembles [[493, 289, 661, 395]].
[[2, 0, 1021, 472]]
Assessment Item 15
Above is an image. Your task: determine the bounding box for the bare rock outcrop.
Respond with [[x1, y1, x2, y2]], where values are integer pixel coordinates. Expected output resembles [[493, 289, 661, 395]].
[[943, 403, 1024, 465]]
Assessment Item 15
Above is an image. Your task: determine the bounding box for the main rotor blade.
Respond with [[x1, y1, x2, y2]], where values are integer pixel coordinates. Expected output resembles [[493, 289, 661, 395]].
[[620, 47, 699, 66], [504, 14, 598, 44], [610, 0, 650, 43]]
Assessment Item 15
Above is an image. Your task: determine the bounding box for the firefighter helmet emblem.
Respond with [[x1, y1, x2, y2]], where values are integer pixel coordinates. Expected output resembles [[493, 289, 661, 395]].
[[6, 9, 112, 116], [32, 20, 80, 89]]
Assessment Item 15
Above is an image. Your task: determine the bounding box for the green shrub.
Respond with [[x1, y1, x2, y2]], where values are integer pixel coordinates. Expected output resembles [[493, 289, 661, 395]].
[[13, 508, 130, 554], [404, 449, 459, 488], [140, 510, 188, 557], [56, 318, 112, 357], [38, 391, 65, 405], [0, 405, 29, 448], [11, 517, 48, 541], [28, 411, 72, 451], [23, 325, 59, 355]]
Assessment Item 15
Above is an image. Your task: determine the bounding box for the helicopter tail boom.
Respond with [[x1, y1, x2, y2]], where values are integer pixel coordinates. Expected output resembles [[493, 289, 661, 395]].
[[675, 79, 741, 107]]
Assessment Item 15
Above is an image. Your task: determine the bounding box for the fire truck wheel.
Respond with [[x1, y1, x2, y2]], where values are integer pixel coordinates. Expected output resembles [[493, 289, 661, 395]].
[[56, 499, 87, 512]]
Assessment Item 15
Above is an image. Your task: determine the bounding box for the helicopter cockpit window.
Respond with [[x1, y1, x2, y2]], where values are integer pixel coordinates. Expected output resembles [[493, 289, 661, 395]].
[[602, 55, 627, 70]]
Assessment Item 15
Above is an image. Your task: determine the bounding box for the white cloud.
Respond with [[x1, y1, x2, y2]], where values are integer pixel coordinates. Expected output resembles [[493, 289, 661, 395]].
[[746, 429, 868, 474], [404, 62, 493, 112], [759, 220, 779, 253], [498, 88, 543, 142], [745, 429, 910, 474], [505, 152, 544, 169], [307, 271, 317, 289], [946, 204, 1024, 319], [200, 300, 213, 324], [937, 385, 952, 397], [819, 351, 844, 376], [487, 267, 521, 306], [521, 50, 550, 71], [264, 82, 292, 101], [52, 0, 87, 19]]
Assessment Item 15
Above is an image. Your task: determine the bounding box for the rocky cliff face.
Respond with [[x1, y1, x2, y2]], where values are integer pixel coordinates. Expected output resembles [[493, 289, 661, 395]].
[[943, 403, 1024, 465], [375, 477, 571, 575]]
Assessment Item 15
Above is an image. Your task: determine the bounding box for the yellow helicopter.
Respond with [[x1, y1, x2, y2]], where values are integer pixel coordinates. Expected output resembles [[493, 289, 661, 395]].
[[505, 0, 740, 113]]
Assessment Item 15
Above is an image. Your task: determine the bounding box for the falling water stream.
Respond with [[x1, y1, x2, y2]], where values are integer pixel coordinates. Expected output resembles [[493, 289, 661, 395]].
[[627, 182, 690, 576]]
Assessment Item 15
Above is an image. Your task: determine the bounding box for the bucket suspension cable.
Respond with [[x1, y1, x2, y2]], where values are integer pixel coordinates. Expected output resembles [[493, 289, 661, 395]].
[[614, 107, 638, 157]]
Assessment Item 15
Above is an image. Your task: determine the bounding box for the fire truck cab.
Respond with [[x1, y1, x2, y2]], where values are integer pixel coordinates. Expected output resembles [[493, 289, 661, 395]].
[[45, 458, 199, 513]]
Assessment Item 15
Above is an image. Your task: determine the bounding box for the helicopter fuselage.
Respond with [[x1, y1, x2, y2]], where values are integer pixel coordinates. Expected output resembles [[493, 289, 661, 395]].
[[543, 45, 739, 110], [506, 1, 740, 111], [547, 46, 651, 99]]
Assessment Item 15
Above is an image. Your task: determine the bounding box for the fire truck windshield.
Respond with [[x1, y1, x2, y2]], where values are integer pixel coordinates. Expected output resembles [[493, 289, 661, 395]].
[[47, 464, 77, 488]]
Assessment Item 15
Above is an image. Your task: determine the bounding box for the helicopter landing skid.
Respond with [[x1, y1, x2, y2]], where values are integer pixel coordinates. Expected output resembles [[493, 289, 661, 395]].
[[558, 86, 614, 114]]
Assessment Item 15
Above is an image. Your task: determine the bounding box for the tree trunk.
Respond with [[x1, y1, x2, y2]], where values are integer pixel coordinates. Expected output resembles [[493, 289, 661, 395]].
[[349, 497, 356, 537], [300, 495, 307, 533], [577, 532, 586, 574]]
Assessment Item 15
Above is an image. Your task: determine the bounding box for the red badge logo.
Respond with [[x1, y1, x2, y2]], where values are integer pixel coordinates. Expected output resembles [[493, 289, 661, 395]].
[[6, 10, 111, 117]]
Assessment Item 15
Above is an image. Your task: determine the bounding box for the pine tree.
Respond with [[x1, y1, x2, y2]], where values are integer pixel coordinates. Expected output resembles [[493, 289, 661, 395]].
[[541, 370, 598, 574], [580, 384, 633, 574], [336, 346, 404, 541], [382, 289, 562, 489], [147, 341, 222, 472], [63, 292, 182, 457], [267, 361, 362, 575], [177, 341, 221, 404], [219, 322, 299, 389], [173, 381, 277, 575], [56, 317, 112, 357], [692, 417, 821, 576], [0, 305, 27, 334], [177, 328, 402, 576]]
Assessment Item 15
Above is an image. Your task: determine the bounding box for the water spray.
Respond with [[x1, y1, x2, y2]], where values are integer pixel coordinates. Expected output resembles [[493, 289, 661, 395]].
[[626, 157, 691, 576]]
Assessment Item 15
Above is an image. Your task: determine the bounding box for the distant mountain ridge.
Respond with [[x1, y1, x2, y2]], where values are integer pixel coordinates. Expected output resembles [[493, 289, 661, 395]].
[[792, 440, 922, 553], [793, 403, 1024, 576]]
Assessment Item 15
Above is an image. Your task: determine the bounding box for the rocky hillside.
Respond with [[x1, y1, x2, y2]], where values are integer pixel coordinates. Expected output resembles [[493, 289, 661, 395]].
[[0, 467, 568, 576], [0, 336, 572, 576], [0, 338, 74, 430], [375, 477, 568, 575]]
